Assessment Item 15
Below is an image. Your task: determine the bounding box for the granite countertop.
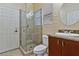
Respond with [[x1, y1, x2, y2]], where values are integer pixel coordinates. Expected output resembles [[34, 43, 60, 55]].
[[48, 33, 79, 41]]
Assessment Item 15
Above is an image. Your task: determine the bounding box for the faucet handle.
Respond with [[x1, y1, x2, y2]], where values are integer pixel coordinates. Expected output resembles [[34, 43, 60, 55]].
[[64, 31, 68, 33], [69, 30, 73, 33]]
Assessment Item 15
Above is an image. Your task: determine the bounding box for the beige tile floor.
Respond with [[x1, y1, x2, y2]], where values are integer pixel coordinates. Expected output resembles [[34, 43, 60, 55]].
[[0, 48, 35, 56], [0, 49, 48, 56], [0, 49, 23, 56]]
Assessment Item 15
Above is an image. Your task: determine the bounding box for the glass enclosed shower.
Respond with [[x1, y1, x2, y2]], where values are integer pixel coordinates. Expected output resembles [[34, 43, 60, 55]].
[[20, 4, 42, 54]]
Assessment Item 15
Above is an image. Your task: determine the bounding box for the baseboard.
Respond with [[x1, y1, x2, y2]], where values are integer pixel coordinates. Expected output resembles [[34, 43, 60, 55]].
[[0, 48, 19, 54]]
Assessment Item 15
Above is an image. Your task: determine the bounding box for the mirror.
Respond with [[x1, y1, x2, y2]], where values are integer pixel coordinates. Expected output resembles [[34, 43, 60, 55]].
[[60, 3, 79, 25]]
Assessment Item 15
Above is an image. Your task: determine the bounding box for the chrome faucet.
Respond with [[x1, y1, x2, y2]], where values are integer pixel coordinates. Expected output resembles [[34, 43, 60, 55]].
[[69, 30, 73, 33]]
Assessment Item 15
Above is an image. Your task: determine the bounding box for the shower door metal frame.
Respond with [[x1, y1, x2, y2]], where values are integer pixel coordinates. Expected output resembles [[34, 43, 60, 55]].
[[19, 8, 43, 54], [19, 9, 27, 49], [33, 8, 43, 44]]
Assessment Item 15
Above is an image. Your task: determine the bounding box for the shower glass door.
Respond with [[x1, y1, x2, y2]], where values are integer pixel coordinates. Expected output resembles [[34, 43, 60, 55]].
[[20, 10, 36, 52], [33, 9, 42, 45], [20, 4, 42, 53], [20, 10, 27, 51]]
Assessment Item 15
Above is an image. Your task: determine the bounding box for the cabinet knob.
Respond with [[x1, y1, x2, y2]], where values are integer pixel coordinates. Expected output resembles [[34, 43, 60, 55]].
[[14, 28, 18, 32], [62, 41, 64, 47], [57, 40, 59, 45]]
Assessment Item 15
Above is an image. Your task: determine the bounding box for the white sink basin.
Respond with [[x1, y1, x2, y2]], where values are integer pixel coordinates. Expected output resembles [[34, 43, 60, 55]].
[[55, 33, 79, 37]]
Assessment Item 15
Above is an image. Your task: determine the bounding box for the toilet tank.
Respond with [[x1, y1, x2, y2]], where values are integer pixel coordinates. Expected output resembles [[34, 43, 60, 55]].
[[42, 35, 48, 47]]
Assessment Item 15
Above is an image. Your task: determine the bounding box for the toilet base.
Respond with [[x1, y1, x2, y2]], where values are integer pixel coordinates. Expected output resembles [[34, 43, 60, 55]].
[[35, 53, 48, 56]]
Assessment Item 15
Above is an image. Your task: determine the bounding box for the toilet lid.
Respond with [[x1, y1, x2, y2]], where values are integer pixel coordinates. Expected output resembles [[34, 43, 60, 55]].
[[34, 44, 47, 52]]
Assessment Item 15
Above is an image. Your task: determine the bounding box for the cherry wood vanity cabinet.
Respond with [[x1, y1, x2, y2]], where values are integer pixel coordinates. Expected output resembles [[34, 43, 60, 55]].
[[48, 35, 79, 56], [62, 39, 79, 56], [48, 35, 62, 56]]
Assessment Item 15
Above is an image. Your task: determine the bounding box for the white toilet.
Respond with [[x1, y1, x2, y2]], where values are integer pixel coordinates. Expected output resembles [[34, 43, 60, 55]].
[[33, 35, 48, 56]]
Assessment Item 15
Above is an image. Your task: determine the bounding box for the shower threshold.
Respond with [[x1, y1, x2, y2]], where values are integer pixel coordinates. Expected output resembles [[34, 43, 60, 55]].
[[19, 46, 35, 56]]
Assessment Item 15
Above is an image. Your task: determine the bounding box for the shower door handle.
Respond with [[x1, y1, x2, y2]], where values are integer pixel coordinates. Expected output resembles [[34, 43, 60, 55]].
[[26, 24, 29, 28], [14, 28, 18, 32]]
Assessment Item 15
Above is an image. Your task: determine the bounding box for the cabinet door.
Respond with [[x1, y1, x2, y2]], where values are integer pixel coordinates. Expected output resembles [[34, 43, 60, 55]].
[[62, 39, 79, 56], [48, 36, 62, 56]]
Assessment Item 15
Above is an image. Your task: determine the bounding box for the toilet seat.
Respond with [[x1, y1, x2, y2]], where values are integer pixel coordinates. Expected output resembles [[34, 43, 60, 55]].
[[34, 44, 47, 52], [33, 44, 47, 55]]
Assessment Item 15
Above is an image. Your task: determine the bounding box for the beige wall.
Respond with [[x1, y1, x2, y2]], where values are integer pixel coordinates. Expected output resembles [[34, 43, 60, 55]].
[[32, 3, 52, 35], [32, 3, 42, 11], [49, 3, 79, 36], [43, 3, 63, 35], [4, 3, 79, 36], [32, 3, 55, 35], [0, 3, 26, 11], [32, 3, 79, 36]]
